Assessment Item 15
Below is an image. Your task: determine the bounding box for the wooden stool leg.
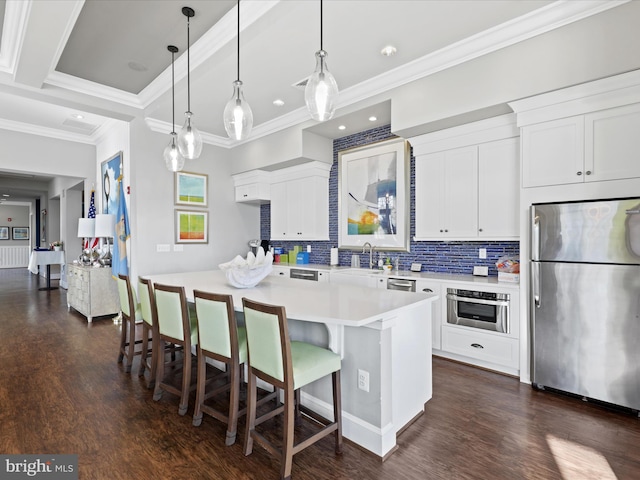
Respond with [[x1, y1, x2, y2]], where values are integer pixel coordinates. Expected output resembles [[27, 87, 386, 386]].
[[333, 370, 343, 455], [117, 316, 126, 364], [225, 361, 241, 446], [243, 371, 257, 456], [281, 387, 295, 480], [192, 348, 206, 427], [153, 341, 166, 401], [178, 350, 191, 416], [139, 324, 149, 377], [125, 316, 135, 373]]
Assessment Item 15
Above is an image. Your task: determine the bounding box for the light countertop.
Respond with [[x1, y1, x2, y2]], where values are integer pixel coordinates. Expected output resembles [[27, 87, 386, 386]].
[[146, 269, 437, 328]]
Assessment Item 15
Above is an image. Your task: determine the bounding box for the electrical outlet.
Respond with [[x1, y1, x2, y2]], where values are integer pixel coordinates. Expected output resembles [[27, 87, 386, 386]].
[[479, 248, 487, 259], [307, 245, 311, 253], [156, 244, 170, 252], [357, 369, 370, 392]]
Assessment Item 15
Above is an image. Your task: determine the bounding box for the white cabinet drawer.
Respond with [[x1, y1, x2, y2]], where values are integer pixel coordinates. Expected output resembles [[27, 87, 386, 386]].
[[442, 326, 519, 369]]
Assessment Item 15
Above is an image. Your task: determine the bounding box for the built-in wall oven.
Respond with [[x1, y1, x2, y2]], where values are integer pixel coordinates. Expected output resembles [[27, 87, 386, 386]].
[[446, 288, 510, 333]]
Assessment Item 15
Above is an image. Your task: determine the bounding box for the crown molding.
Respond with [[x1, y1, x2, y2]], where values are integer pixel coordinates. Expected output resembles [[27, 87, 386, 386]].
[[139, 1, 280, 109], [0, 117, 96, 144], [0, 0, 32, 73], [47, 1, 85, 82], [45, 71, 143, 109], [333, 0, 629, 114]]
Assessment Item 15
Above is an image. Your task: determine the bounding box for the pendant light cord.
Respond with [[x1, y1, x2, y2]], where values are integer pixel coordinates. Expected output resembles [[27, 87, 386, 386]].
[[187, 16, 191, 112], [320, 0, 323, 51], [171, 49, 176, 133], [236, 0, 240, 82]]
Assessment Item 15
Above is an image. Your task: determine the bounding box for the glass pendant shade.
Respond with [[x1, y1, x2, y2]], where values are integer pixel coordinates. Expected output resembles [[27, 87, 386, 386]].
[[224, 80, 253, 141], [164, 133, 185, 172], [305, 49, 338, 121], [177, 111, 203, 160]]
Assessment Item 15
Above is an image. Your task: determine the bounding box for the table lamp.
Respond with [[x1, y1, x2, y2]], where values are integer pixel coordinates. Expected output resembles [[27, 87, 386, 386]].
[[95, 214, 116, 266], [77, 218, 96, 264]]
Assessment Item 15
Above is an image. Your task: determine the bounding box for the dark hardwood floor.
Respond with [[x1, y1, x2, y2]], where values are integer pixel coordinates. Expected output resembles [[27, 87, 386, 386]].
[[1, 268, 639, 479]]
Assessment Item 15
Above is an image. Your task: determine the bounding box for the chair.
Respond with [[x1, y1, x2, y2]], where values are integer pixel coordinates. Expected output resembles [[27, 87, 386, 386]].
[[137, 277, 160, 388], [116, 274, 143, 373], [152, 283, 198, 416], [191, 290, 246, 445], [242, 298, 343, 480]]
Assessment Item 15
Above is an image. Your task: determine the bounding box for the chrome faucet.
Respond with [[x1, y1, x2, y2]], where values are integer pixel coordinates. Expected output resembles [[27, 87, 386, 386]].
[[362, 242, 374, 269]]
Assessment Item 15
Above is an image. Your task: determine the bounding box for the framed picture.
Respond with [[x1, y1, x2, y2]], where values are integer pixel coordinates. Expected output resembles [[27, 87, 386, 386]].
[[175, 210, 208, 244], [338, 138, 410, 251], [175, 171, 208, 207], [101, 151, 123, 215], [0, 227, 8, 240], [12, 227, 29, 240]]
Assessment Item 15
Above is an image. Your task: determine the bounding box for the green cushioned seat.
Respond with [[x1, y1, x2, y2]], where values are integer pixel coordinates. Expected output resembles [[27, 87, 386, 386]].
[[242, 297, 343, 479], [116, 274, 144, 373]]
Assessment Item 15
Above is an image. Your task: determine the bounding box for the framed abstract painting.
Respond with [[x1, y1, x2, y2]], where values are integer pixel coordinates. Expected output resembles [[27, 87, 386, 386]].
[[337, 138, 410, 251], [175, 210, 208, 244]]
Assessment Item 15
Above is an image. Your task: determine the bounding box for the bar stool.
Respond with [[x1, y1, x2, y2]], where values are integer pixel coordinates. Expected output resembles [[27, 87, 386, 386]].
[[191, 290, 246, 445], [152, 283, 198, 415], [116, 274, 143, 373], [242, 297, 343, 480]]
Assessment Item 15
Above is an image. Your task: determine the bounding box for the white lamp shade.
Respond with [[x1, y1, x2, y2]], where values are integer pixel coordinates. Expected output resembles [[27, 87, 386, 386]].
[[95, 214, 116, 238], [77, 218, 95, 238]]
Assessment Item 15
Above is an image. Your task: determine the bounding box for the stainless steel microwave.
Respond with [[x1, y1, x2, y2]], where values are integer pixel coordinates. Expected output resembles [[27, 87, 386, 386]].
[[446, 288, 510, 333]]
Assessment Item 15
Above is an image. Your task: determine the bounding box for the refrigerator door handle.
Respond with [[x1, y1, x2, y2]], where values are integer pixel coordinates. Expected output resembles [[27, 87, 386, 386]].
[[532, 261, 541, 308], [625, 209, 640, 215], [531, 206, 540, 261]]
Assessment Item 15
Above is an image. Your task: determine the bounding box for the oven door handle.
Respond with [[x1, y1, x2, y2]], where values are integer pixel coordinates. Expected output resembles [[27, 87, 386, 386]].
[[446, 293, 509, 307]]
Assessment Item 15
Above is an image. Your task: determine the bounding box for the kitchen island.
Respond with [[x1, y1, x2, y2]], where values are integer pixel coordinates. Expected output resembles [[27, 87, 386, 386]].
[[146, 269, 437, 458]]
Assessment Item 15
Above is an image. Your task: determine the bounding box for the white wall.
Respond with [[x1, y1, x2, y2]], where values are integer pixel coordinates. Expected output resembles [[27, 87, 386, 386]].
[[392, 1, 640, 137], [126, 117, 260, 280]]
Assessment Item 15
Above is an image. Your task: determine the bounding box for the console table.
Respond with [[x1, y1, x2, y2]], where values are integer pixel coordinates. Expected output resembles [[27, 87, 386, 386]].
[[66, 264, 119, 323], [28, 250, 66, 291]]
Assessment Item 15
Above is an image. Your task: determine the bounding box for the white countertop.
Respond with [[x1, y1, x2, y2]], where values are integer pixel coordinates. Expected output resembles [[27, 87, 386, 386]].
[[146, 269, 436, 328], [273, 263, 520, 290]]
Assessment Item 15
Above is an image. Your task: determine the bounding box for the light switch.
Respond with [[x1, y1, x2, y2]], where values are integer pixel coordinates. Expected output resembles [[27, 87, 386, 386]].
[[156, 244, 170, 252]]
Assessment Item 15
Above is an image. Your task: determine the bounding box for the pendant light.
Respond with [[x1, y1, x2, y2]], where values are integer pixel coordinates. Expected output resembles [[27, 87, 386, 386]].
[[304, 0, 338, 121], [163, 45, 185, 172], [223, 0, 253, 141], [177, 6, 203, 159]]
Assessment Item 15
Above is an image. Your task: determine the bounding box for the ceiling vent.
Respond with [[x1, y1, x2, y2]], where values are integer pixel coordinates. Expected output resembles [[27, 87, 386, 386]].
[[62, 119, 98, 133]]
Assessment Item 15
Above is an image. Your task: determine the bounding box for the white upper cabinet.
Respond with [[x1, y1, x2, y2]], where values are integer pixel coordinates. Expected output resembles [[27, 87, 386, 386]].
[[232, 170, 270, 203], [521, 116, 584, 188], [585, 103, 640, 183], [413, 115, 520, 241], [511, 71, 640, 189], [269, 162, 330, 241], [478, 138, 520, 238], [415, 146, 478, 238]]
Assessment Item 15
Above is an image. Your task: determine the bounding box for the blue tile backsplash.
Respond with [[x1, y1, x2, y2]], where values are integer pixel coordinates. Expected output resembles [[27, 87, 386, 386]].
[[261, 125, 519, 276]]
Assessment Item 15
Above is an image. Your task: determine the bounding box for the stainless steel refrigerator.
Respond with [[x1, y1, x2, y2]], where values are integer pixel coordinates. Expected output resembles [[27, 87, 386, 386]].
[[531, 197, 640, 411]]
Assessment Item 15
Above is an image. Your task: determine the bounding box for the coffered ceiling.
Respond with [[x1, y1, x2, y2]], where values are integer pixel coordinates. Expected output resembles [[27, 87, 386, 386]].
[[0, 0, 629, 149]]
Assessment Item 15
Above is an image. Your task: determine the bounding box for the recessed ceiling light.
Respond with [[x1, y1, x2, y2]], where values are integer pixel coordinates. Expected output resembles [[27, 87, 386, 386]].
[[381, 45, 397, 57], [128, 61, 148, 72], [2, 194, 9, 197], [273, 99, 285, 107], [369, 116, 377, 122], [338, 125, 346, 130], [71, 114, 84, 120]]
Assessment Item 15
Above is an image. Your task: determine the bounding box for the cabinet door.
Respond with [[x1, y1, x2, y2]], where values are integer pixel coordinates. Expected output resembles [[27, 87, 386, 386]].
[[521, 116, 584, 188], [416, 280, 442, 350], [415, 153, 445, 238], [443, 146, 478, 237], [478, 138, 519, 238], [585, 103, 640, 182], [270, 181, 288, 240]]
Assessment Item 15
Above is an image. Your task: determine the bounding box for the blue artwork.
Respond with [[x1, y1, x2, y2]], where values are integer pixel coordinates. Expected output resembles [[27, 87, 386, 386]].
[[101, 152, 122, 215]]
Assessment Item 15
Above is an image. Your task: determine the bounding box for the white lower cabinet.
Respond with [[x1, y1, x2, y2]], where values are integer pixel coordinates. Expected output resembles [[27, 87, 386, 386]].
[[66, 264, 119, 323], [416, 280, 442, 351], [329, 271, 377, 289], [441, 326, 519, 371]]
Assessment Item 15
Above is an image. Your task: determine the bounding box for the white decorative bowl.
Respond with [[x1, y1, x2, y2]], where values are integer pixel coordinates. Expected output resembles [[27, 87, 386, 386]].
[[219, 250, 273, 288]]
